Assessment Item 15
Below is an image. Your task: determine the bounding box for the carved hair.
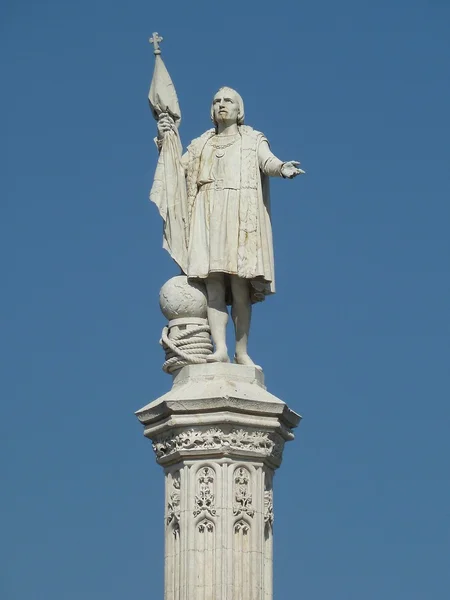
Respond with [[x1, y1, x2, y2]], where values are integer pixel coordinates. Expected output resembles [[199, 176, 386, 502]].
[[210, 87, 245, 126]]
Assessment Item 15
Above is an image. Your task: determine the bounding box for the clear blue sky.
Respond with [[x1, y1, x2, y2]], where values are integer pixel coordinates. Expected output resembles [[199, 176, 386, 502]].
[[2, 1, 449, 598]]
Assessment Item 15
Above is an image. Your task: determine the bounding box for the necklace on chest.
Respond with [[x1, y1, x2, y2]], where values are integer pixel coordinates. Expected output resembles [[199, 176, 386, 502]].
[[209, 135, 239, 159]]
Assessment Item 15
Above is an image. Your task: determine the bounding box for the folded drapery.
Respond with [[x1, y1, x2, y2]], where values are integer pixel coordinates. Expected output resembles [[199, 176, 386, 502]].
[[148, 53, 189, 272]]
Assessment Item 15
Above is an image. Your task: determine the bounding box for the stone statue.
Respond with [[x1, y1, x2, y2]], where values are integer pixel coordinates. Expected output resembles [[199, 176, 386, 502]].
[[149, 34, 304, 367]]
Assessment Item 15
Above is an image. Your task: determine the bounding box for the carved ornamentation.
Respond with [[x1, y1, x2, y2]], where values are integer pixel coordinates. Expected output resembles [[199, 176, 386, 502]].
[[166, 471, 181, 536], [234, 520, 250, 534], [153, 428, 284, 462], [264, 471, 274, 529], [198, 519, 214, 533], [264, 489, 274, 528], [233, 467, 254, 518], [194, 467, 217, 517]]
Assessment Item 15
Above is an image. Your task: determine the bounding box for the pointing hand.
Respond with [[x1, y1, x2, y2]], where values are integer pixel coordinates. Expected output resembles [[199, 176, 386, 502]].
[[281, 161, 305, 179]]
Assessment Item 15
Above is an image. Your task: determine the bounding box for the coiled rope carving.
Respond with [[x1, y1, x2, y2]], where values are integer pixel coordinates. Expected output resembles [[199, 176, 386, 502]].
[[160, 321, 213, 373]]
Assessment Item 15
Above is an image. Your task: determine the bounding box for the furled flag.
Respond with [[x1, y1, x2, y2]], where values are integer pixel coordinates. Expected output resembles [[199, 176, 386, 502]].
[[148, 33, 188, 273]]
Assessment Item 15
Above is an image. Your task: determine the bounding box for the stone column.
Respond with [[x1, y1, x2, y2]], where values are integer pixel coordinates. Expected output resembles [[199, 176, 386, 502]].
[[136, 363, 300, 600]]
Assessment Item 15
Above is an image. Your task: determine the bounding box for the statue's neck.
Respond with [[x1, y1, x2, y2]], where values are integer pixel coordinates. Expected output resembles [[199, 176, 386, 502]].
[[216, 123, 239, 136]]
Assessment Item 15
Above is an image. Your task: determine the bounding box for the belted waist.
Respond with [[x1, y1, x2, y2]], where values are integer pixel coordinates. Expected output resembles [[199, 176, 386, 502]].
[[198, 180, 239, 192]]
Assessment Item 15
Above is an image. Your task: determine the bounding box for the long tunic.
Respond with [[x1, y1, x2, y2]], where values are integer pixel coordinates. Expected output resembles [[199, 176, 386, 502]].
[[182, 127, 283, 302]]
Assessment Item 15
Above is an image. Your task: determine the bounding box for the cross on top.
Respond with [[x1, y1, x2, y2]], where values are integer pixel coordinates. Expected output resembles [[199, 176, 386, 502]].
[[149, 32, 163, 55]]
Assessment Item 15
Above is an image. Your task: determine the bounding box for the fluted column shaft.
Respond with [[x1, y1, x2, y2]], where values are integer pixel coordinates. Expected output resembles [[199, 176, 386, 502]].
[[136, 363, 300, 600], [164, 459, 274, 600]]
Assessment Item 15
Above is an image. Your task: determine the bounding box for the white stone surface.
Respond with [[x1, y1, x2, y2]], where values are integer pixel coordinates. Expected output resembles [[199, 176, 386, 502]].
[[160, 275, 208, 320], [145, 42, 303, 599], [136, 363, 301, 600], [151, 61, 305, 366]]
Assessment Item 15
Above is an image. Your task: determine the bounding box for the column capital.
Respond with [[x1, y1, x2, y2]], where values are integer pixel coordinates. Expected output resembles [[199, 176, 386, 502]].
[[136, 363, 301, 468]]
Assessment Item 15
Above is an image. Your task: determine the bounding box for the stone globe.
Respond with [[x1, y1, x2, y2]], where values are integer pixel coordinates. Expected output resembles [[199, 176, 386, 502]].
[[159, 275, 207, 321]]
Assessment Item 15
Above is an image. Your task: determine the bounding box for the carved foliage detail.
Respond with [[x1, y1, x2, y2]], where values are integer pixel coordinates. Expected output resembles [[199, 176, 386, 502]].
[[153, 428, 284, 461], [264, 490, 274, 528], [194, 467, 217, 517], [233, 467, 254, 518], [167, 471, 181, 536], [264, 472, 274, 529]]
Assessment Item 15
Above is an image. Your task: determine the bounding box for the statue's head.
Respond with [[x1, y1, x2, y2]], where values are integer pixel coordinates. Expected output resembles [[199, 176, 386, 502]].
[[210, 87, 245, 127]]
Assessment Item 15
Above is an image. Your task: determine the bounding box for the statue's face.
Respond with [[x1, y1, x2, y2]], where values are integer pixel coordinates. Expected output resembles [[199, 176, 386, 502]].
[[212, 89, 240, 125]]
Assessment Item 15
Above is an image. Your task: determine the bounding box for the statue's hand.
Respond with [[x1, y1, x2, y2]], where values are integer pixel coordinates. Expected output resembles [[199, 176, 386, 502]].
[[157, 112, 175, 140], [281, 161, 305, 179]]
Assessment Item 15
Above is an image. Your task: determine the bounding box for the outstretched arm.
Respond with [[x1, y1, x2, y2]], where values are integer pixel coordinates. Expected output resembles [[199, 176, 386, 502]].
[[258, 140, 305, 179]]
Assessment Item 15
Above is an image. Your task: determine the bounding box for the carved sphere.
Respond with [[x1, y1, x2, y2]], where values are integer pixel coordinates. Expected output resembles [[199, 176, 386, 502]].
[[159, 276, 207, 320]]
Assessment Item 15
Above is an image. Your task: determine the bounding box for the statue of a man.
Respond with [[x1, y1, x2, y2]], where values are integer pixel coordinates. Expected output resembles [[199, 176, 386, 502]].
[[155, 87, 304, 365]]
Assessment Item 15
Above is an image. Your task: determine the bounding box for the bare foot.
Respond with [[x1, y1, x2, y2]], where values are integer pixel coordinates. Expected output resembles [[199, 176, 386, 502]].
[[207, 350, 230, 363], [234, 353, 256, 366]]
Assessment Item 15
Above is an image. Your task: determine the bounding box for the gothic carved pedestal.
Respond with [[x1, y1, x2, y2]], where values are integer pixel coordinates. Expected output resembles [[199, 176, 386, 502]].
[[136, 363, 300, 600]]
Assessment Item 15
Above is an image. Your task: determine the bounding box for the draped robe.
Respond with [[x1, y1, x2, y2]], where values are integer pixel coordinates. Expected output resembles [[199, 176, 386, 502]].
[[151, 125, 284, 303], [183, 125, 283, 303]]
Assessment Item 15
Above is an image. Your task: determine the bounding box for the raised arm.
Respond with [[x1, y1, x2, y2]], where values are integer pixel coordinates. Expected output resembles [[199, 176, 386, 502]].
[[155, 113, 189, 173], [157, 112, 175, 142]]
